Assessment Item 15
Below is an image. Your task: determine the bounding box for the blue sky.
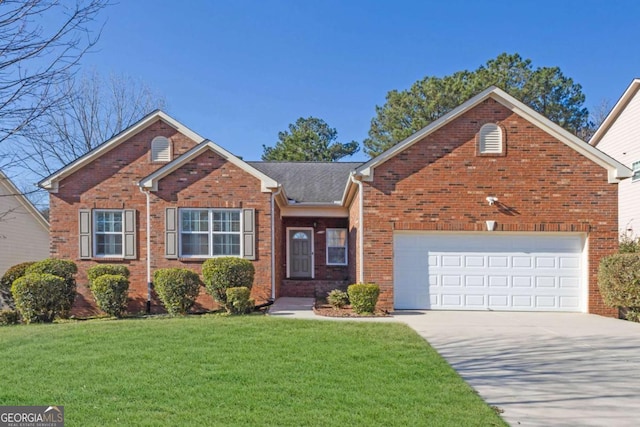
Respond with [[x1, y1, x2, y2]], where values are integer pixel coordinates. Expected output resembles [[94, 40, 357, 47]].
[[74, 0, 640, 162]]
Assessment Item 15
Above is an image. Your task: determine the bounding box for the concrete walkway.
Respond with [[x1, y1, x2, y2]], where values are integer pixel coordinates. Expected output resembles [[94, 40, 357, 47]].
[[268, 297, 395, 322], [268, 298, 640, 426], [268, 297, 318, 319]]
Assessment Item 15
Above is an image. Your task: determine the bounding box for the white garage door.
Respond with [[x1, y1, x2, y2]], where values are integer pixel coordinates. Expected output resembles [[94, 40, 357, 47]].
[[394, 233, 586, 312]]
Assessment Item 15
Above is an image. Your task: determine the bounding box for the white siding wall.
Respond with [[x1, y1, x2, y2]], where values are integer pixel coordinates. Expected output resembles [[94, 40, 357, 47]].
[[597, 90, 640, 237], [0, 180, 49, 276]]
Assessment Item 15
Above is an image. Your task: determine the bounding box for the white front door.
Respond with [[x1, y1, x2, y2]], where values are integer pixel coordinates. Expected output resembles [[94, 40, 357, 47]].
[[288, 229, 313, 278], [394, 232, 586, 312]]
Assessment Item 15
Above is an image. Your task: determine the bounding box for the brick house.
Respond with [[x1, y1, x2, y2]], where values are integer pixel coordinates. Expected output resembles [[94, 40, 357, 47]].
[[39, 87, 631, 316]]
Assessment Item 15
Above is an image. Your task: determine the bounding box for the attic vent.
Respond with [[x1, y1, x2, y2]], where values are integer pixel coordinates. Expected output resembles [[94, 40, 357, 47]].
[[479, 123, 503, 154], [151, 136, 171, 162]]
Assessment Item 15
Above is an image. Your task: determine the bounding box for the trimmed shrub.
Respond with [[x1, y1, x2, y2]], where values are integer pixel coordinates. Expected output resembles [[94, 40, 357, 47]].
[[625, 308, 640, 323], [11, 273, 67, 323], [327, 289, 349, 310], [0, 309, 20, 326], [153, 268, 201, 315], [90, 274, 129, 317], [598, 253, 640, 317], [347, 283, 380, 314], [226, 287, 254, 314], [202, 257, 255, 306], [26, 259, 77, 318], [0, 261, 36, 309], [87, 264, 130, 285], [619, 233, 640, 254]]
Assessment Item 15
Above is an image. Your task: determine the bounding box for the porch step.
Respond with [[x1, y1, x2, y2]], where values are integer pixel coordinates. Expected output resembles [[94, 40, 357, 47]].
[[280, 280, 349, 298]]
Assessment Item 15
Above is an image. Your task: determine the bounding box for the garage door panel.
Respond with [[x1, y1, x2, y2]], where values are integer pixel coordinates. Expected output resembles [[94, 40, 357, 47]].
[[560, 296, 580, 308], [465, 256, 485, 267], [512, 295, 533, 308], [442, 275, 461, 287], [465, 276, 485, 287], [394, 233, 584, 312], [442, 294, 463, 306], [465, 295, 485, 307], [513, 276, 532, 287], [442, 255, 462, 267]]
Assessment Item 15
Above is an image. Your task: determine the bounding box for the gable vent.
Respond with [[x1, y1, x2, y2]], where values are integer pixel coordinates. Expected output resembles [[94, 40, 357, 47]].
[[479, 123, 503, 154], [151, 136, 171, 162]]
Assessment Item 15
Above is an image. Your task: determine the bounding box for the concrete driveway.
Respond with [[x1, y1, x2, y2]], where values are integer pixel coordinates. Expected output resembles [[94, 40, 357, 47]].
[[396, 311, 640, 427]]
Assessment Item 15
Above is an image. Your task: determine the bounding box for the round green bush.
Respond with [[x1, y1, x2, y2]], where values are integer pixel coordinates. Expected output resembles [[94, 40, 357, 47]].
[[598, 253, 640, 311], [0, 261, 36, 309], [87, 264, 130, 285], [90, 274, 129, 317], [153, 268, 201, 315], [347, 283, 380, 314], [327, 289, 349, 310], [26, 259, 77, 318], [202, 257, 254, 305], [11, 273, 67, 323], [0, 309, 20, 326], [226, 287, 254, 314]]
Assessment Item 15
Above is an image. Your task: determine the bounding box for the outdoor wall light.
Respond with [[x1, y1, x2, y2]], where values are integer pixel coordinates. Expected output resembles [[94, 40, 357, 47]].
[[486, 196, 498, 206]]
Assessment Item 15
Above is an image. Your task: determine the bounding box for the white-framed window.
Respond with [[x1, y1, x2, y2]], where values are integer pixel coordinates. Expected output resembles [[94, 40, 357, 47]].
[[326, 228, 348, 265], [151, 136, 171, 162], [180, 209, 241, 257], [478, 123, 503, 154], [94, 210, 124, 257], [633, 160, 640, 182]]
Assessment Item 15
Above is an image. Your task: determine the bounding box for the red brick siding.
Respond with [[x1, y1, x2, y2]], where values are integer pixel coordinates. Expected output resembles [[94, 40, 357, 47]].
[[361, 99, 619, 316], [49, 120, 273, 315]]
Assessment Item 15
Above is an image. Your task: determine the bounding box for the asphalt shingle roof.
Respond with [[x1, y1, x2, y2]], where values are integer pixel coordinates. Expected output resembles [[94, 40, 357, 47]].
[[248, 161, 362, 203]]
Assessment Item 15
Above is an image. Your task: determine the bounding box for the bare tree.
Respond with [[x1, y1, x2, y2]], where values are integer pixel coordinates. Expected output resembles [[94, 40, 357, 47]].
[[0, 0, 108, 148], [578, 98, 612, 142], [16, 70, 167, 177]]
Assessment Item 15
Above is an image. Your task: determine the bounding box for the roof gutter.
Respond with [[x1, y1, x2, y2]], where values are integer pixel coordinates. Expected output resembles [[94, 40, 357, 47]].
[[349, 172, 364, 283]]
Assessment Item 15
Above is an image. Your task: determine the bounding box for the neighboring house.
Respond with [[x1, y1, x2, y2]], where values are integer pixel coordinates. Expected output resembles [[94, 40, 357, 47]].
[[0, 171, 49, 275], [39, 87, 631, 317], [589, 78, 640, 238]]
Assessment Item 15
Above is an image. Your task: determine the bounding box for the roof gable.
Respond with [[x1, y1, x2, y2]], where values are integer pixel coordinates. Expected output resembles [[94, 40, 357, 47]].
[[0, 171, 49, 231], [38, 110, 205, 192], [139, 140, 278, 192], [356, 86, 631, 184], [590, 78, 640, 146]]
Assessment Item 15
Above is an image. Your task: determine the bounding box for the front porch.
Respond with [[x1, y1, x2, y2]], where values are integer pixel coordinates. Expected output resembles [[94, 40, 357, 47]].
[[280, 279, 349, 298]]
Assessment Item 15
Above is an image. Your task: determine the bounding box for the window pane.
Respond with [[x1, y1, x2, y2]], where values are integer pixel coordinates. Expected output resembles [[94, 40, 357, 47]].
[[96, 211, 122, 233], [181, 234, 209, 256], [328, 247, 346, 264], [213, 234, 240, 256], [182, 210, 208, 232], [327, 229, 346, 246], [292, 232, 308, 240], [96, 234, 123, 256], [213, 211, 240, 232]]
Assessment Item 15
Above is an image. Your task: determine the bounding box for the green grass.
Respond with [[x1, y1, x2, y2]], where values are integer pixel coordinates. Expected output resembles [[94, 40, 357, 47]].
[[0, 316, 505, 426]]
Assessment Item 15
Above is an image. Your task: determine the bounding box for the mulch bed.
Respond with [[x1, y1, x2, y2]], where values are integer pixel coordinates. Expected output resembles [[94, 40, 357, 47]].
[[313, 300, 390, 318]]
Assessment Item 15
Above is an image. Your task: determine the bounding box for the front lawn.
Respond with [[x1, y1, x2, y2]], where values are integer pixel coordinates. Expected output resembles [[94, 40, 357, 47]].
[[0, 316, 505, 426]]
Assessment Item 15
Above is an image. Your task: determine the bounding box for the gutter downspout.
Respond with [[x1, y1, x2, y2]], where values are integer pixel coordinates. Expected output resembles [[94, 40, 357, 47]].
[[139, 187, 152, 314], [349, 173, 364, 283], [271, 185, 283, 300]]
